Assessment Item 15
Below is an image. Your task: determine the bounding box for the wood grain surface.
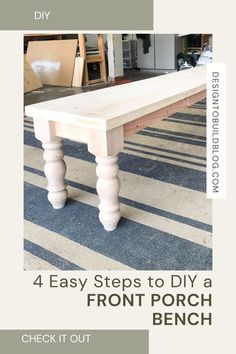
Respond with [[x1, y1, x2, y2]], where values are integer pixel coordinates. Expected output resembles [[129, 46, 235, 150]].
[[25, 66, 206, 131]]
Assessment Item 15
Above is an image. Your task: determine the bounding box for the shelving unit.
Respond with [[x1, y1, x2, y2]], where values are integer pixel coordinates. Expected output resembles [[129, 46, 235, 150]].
[[122, 40, 137, 69], [183, 34, 212, 54]]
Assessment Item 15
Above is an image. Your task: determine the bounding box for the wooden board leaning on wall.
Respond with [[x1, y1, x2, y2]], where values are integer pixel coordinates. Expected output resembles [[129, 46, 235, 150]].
[[26, 39, 78, 87], [24, 56, 43, 93]]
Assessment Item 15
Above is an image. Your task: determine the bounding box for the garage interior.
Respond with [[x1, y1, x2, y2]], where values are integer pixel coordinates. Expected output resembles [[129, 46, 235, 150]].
[[24, 33, 212, 271]]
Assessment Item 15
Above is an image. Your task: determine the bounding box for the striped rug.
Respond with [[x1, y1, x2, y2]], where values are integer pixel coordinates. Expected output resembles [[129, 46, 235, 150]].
[[24, 98, 212, 270]]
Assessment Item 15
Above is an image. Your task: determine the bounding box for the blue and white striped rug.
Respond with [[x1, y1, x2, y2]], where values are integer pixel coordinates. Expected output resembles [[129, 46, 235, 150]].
[[24, 98, 212, 270]]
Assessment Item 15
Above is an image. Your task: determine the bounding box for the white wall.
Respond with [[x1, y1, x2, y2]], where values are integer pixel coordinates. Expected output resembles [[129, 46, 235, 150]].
[[155, 34, 176, 70], [85, 34, 100, 47], [107, 34, 124, 79]]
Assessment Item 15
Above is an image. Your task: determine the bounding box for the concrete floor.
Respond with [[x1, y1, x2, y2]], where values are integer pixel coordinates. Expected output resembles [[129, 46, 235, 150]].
[[24, 69, 163, 105]]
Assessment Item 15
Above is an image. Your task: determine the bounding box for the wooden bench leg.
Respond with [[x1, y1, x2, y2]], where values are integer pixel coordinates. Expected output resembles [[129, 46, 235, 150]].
[[42, 138, 68, 209], [88, 126, 124, 231], [95, 155, 121, 231], [33, 119, 68, 209]]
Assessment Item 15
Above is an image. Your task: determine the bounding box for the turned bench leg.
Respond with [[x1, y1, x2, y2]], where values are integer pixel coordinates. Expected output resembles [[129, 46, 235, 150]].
[[33, 119, 68, 209], [42, 137, 68, 209], [95, 155, 121, 231], [87, 126, 124, 231]]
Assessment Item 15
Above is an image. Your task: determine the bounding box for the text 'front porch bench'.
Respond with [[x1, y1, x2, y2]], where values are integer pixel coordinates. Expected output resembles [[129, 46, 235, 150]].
[[25, 66, 206, 231]]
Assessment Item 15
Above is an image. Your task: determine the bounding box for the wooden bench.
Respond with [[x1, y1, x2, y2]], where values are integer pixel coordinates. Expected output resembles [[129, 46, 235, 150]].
[[25, 66, 206, 231]]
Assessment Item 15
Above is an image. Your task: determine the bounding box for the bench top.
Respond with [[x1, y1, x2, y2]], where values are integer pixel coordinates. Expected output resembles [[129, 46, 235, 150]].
[[25, 66, 206, 132]]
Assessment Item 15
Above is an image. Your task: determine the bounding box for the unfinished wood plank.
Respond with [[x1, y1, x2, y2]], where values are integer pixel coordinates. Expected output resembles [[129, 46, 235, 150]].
[[54, 122, 88, 142], [124, 90, 206, 137], [98, 34, 107, 82], [26, 39, 78, 86], [24, 57, 42, 93], [78, 34, 89, 85], [25, 66, 206, 132], [72, 57, 84, 87]]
